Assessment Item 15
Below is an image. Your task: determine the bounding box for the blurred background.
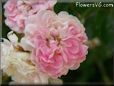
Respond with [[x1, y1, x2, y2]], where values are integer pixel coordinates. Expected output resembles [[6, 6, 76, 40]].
[[1, 1, 114, 85]]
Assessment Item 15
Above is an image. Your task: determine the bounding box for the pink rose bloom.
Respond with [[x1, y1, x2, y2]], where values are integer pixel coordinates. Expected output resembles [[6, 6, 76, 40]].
[[21, 10, 88, 78], [4, 0, 57, 33]]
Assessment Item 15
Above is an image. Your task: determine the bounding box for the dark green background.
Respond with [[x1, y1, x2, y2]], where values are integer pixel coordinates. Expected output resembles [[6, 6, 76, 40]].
[[2, 1, 114, 85]]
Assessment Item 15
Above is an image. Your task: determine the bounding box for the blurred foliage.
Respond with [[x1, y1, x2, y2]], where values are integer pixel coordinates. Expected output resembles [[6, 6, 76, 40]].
[[2, 1, 114, 85]]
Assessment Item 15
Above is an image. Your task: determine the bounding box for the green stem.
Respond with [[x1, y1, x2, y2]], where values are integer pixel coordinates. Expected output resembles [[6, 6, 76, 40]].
[[96, 61, 112, 85]]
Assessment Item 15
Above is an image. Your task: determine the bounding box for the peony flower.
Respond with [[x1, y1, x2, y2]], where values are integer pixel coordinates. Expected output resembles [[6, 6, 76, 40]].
[[1, 31, 62, 84], [21, 10, 88, 78], [4, 0, 57, 33]]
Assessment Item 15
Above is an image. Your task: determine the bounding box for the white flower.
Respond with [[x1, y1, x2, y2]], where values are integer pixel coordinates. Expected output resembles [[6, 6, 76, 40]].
[[1, 31, 63, 84]]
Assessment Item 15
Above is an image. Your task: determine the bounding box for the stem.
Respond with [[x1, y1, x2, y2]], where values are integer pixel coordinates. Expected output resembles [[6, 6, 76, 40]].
[[96, 61, 112, 85]]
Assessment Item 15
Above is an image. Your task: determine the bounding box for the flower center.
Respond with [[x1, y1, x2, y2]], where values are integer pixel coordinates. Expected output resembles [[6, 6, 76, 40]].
[[53, 35, 61, 46]]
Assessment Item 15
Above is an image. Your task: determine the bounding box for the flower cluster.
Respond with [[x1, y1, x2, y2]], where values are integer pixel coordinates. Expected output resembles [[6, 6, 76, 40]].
[[2, 0, 88, 84], [4, 0, 56, 33]]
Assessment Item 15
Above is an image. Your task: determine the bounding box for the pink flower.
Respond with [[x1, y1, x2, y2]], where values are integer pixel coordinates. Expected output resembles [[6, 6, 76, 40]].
[[21, 10, 88, 78], [4, 0, 57, 33]]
